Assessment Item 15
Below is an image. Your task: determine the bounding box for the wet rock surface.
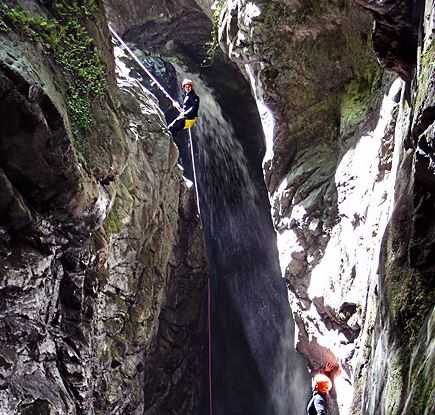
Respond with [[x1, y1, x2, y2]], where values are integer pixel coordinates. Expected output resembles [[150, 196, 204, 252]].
[[216, 0, 434, 414], [0, 1, 206, 414], [142, 187, 208, 415], [216, 0, 381, 412], [105, 1, 310, 413], [0, 0, 434, 414], [358, 3, 435, 414], [355, 0, 420, 80]]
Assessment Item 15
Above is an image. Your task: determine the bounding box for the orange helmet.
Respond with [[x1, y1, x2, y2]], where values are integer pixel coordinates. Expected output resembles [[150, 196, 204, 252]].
[[313, 374, 332, 394], [182, 78, 193, 87]]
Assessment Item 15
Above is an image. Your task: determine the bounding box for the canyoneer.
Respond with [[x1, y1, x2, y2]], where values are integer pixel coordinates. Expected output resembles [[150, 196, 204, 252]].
[[306, 373, 332, 415], [168, 78, 200, 138]]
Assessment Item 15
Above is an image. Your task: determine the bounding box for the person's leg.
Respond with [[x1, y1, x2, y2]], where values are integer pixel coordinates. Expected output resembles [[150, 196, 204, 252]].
[[168, 117, 185, 137]]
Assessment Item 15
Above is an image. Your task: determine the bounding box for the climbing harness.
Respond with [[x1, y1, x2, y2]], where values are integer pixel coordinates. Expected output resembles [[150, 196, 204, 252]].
[[184, 117, 198, 129], [109, 24, 213, 415]]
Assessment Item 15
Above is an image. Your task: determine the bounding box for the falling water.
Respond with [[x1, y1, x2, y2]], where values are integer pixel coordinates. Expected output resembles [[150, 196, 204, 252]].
[[170, 65, 309, 414], [171, 64, 272, 265], [114, 39, 308, 413]]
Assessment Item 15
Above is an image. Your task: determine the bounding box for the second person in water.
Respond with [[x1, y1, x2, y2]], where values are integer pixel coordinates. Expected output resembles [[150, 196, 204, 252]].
[[168, 78, 200, 138]]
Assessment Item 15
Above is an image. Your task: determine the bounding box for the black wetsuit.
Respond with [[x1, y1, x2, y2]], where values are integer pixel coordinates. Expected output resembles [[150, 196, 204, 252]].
[[168, 90, 200, 137], [307, 392, 327, 415]]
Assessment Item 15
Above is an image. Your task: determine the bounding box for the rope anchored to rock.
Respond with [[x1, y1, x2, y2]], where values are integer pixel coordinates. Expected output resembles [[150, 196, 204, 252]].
[[109, 23, 213, 415]]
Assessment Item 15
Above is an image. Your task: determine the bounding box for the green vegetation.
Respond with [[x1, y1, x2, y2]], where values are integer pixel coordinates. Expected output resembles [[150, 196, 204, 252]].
[[415, 42, 435, 112], [410, 362, 435, 415], [385, 262, 435, 414], [0, 1, 107, 151], [104, 179, 133, 236], [389, 267, 435, 353], [264, 0, 345, 26], [340, 77, 375, 134], [340, 30, 383, 135], [105, 206, 123, 235], [384, 354, 405, 415], [203, 0, 226, 66]]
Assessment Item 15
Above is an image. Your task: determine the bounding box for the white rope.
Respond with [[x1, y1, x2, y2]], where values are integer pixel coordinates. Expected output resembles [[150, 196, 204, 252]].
[[110, 24, 211, 412], [188, 128, 201, 217], [108, 24, 179, 107], [188, 129, 212, 415]]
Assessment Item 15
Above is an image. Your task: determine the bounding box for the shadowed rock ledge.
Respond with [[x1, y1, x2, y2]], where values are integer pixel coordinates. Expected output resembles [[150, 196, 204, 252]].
[[0, 1, 207, 414], [0, 0, 433, 414]]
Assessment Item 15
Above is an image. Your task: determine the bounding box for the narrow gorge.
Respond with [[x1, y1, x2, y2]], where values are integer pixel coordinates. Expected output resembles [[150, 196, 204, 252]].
[[0, 1, 433, 415]]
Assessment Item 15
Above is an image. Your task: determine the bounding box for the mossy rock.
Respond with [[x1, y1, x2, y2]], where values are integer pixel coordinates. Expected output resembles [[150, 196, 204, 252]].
[[340, 29, 383, 136], [415, 42, 435, 115], [0, 1, 127, 176]]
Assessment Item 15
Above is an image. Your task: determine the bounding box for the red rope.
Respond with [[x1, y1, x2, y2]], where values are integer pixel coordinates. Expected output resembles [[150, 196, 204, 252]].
[[208, 279, 213, 415]]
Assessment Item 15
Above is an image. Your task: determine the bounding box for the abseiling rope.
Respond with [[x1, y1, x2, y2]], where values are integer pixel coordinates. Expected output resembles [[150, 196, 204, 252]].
[[188, 128, 213, 415], [188, 129, 202, 217], [109, 24, 213, 415], [109, 24, 179, 107]]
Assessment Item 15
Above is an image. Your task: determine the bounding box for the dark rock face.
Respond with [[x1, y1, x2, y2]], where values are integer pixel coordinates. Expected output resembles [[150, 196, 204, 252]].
[[142, 188, 209, 414], [0, 3, 119, 410], [355, 0, 420, 80], [106, 0, 310, 413], [217, 0, 384, 411], [216, 1, 434, 415], [356, 3, 435, 414], [0, 1, 206, 414], [220, 0, 379, 194], [105, 0, 209, 53]]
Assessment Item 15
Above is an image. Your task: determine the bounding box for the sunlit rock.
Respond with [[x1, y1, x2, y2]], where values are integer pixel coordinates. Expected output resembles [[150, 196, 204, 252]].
[[0, 1, 204, 413]]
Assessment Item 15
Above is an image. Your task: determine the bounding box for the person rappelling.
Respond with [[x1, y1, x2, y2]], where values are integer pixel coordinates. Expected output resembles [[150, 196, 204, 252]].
[[108, 26, 200, 137], [168, 79, 200, 138]]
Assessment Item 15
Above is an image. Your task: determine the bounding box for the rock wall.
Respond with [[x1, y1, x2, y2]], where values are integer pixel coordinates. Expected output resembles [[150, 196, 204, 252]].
[[0, 1, 207, 414], [215, 0, 434, 414], [216, 0, 382, 412], [1, 0, 433, 414], [353, 1, 435, 415], [105, 1, 310, 413]]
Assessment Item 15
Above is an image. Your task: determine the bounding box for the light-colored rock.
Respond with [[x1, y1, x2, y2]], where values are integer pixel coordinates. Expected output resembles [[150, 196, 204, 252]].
[[0, 1, 205, 413]]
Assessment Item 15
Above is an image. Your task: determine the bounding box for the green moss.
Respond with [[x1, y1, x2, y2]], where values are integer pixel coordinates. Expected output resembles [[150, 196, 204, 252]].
[[340, 29, 383, 135], [411, 367, 435, 415], [389, 267, 435, 353], [409, 318, 435, 414], [264, 0, 345, 26], [203, 0, 226, 66], [105, 206, 122, 235], [104, 178, 134, 236], [263, 1, 289, 26], [0, 1, 106, 156], [415, 42, 435, 112], [384, 354, 405, 415], [340, 79, 372, 132]]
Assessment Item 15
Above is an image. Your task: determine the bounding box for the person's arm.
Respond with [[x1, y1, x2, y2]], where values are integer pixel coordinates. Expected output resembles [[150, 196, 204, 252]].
[[183, 95, 199, 117], [307, 396, 314, 414], [172, 100, 182, 112], [314, 395, 327, 415]]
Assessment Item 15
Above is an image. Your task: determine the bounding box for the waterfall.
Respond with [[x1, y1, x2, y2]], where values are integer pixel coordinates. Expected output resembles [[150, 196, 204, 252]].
[[117, 43, 309, 413], [170, 65, 309, 414]]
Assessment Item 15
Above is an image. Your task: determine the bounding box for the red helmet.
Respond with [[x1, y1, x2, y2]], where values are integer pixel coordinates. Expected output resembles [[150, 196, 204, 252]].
[[182, 78, 193, 87], [313, 374, 332, 394]]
